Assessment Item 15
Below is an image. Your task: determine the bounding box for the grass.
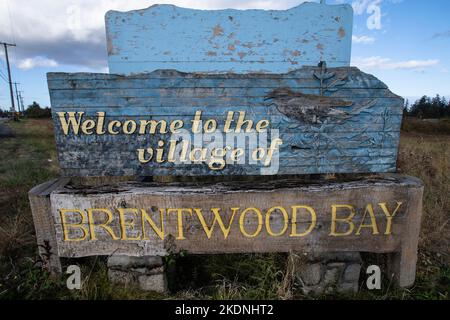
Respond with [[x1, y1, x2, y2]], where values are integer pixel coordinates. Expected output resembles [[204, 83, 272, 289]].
[[0, 117, 448, 300]]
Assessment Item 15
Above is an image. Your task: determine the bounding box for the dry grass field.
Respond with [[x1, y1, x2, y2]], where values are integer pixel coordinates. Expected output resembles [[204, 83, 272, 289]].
[[0, 117, 448, 300]]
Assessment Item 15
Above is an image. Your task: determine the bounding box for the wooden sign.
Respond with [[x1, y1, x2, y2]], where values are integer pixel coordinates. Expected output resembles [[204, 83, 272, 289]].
[[48, 66, 403, 177], [29, 174, 423, 287], [33, 2, 424, 291], [106, 3, 353, 74]]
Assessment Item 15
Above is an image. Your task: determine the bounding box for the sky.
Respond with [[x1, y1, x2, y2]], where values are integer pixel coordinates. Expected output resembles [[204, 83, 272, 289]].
[[0, 0, 449, 110]]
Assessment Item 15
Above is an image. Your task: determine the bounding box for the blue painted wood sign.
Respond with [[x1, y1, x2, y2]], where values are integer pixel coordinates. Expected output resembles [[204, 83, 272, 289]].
[[47, 2, 404, 177], [33, 2, 422, 293], [48, 65, 403, 176], [106, 3, 353, 74]]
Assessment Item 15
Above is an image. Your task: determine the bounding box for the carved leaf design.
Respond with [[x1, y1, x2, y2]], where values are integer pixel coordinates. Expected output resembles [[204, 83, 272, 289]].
[[313, 71, 335, 81]]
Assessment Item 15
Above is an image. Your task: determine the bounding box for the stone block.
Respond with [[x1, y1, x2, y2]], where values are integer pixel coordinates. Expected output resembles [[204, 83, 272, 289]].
[[306, 252, 362, 263], [323, 264, 344, 286], [295, 252, 362, 296], [108, 269, 135, 286], [138, 273, 167, 293], [343, 263, 361, 282], [298, 263, 323, 286], [107, 256, 163, 270], [338, 282, 359, 293], [107, 256, 167, 293]]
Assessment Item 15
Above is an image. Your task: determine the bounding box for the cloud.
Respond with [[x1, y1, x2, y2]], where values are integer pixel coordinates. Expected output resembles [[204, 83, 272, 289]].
[[0, 0, 307, 70], [17, 56, 58, 70], [353, 56, 439, 70], [432, 30, 450, 39], [352, 35, 375, 44]]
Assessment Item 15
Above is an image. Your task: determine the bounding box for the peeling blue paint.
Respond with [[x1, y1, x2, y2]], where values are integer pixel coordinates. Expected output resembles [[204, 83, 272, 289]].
[[106, 3, 353, 74], [47, 67, 403, 176]]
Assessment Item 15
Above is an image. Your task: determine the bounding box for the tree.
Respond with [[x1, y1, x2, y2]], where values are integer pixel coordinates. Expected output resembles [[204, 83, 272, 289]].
[[24, 101, 51, 118], [408, 95, 449, 119], [403, 99, 409, 116], [0, 108, 9, 118]]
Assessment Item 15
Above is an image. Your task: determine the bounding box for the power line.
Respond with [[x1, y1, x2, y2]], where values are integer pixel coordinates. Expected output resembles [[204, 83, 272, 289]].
[[0, 59, 11, 83], [0, 72, 8, 83], [0, 56, 7, 70]]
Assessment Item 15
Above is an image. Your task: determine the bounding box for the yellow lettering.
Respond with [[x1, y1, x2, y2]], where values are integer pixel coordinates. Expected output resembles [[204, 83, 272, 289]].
[[194, 208, 239, 239], [265, 206, 288, 237], [239, 207, 263, 238], [169, 120, 184, 133], [107, 120, 121, 135], [156, 140, 165, 163], [57, 112, 84, 135], [167, 140, 178, 163], [355, 204, 379, 235], [330, 204, 356, 236], [255, 120, 270, 132], [87, 208, 119, 240], [235, 111, 253, 133], [251, 148, 265, 161], [191, 111, 202, 133], [96, 112, 106, 134], [123, 120, 137, 134], [118, 208, 141, 240], [141, 209, 165, 240], [230, 148, 244, 162], [379, 202, 403, 235], [290, 205, 317, 237], [167, 208, 193, 240], [138, 120, 168, 134], [137, 148, 154, 163], [81, 119, 95, 135], [204, 119, 217, 133], [264, 138, 283, 166], [59, 208, 88, 241], [209, 148, 227, 170], [224, 111, 234, 133], [190, 148, 207, 162]]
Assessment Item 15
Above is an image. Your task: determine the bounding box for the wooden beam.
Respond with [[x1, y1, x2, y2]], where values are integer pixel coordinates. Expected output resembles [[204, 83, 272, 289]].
[[37, 174, 423, 287]]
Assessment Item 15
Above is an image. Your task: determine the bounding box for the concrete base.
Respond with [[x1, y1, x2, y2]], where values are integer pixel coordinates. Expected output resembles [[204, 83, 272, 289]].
[[107, 256, 167, 293]]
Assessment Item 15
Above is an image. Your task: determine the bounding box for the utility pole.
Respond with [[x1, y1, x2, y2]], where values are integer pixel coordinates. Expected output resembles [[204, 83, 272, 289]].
[[1, 42, 17, 115], [13, 82, 20, 113], [18, 91, 25, 113]]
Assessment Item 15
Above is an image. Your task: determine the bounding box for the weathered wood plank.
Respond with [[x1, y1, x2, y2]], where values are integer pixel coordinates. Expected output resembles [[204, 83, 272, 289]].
[[47, 68, 387, 89], [386, 186, 424, 287], [49, 100, 402, 112], [52, 115, 403, 133], [105, 3, 353, 74], [49, 88, 398, 100], [28, 179, 70, 274], [47, 66, 403, 177], [48, 174, 423, 288], [63, 165, 398, 177]]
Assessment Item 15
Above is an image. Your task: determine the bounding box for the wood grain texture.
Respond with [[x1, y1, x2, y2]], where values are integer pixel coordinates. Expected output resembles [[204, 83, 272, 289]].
[[48, 67, 404, 177], [105, 3, 353, 74], [28, 179, 70, 274], [47, 174, 423, 287], [386, 185, 424, 287]]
